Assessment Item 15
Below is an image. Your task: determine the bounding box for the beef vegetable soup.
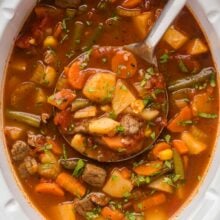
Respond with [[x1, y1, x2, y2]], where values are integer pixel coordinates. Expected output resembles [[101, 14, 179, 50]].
[[3, 0, 219, 219]]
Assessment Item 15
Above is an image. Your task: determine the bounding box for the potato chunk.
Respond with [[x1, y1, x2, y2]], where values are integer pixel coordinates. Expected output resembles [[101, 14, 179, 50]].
[[73, 106, 97, 119], [132, 12, 154, 39], [112, 79, 136, 115], [53, 203, 76, 220], [186, 38, 208, 55], [83, 72, 116, 103], [88, 117, 119, 135], [163, 26, 188, 49], [102, 169, 133, 198]]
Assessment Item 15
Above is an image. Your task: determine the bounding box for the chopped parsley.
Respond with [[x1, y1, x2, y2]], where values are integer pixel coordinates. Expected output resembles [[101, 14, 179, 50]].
[[116, 125, 125, 133], [164, 134, 171, 143], [160, 53, 169, 63], [73, 159, 85, 177], [150, 131, 156, 140], [210, 73, 216, 87], [178, 59, 189, 73], [109, 111, 117, 120]]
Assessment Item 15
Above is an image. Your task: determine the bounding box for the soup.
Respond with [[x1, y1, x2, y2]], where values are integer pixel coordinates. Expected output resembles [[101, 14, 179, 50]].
[[3, 0, 219, 219]]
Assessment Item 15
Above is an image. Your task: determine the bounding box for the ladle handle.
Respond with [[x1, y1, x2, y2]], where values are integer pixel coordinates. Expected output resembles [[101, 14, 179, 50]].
[[144, 0, 187, 50]]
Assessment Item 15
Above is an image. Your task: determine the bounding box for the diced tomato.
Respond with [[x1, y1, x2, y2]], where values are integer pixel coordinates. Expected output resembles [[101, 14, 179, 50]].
[[48, 89, 76, 110], [54, 110, 72, 131]]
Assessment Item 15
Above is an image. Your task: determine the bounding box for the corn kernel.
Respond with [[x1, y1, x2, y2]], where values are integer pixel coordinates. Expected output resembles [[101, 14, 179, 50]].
[[131, 99, 145, 114], [43, 36, 58, 48], [158, 149, 173, 160], [144, 127, 152, 137]]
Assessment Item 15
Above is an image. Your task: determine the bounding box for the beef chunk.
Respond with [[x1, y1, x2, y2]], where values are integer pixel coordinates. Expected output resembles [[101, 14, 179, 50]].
[[75, 196, 95, 217], [89, 192, 110, 206], [24, 156, 38, 175], [11, 140, 30, 161], [55, 0, 81, 8], [82, 164, 107, 187], [27, 132, 46, 147], [120, 114, 143, 135]]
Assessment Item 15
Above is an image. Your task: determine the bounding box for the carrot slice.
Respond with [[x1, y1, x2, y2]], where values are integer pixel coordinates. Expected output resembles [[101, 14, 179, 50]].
[[167, 106, 192, 132], [47, 139, 62, 155], [35, 182, 64, 197], [102, 136, 124, 150], [133, 161, 163, 176], [152, 142, 171, 158], [56, 172, 86, 198], [101, 207, 124, 220], [66, 61, 87, 90], [122, 0, 142, 8], [111, 50, 137, 79], [172, 140, 189, 155], [134, 193, 166, 212], [47, 89, 76, 110]]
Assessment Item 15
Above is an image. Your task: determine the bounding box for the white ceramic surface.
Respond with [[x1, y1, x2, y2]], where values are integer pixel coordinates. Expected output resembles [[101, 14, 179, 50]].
[[0, 0, 220, 219]]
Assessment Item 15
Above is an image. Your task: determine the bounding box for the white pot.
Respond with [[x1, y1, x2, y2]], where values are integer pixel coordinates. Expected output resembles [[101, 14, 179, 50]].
[[0, 0, 220, 219]]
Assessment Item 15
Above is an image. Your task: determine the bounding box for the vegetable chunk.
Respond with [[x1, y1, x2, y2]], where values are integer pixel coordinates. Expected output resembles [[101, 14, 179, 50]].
[[112, 79, 136, 115], [102, 169, 133, 198], [132, 12, 154, 39], [186, 38, 208, 55], [48, 89, 76, 110], [111, 50, 137, 79], [163, 26, 188, 49], [88, 117, 120, 135], [54, 203, 76, 220], [83, 72, 116, 103]]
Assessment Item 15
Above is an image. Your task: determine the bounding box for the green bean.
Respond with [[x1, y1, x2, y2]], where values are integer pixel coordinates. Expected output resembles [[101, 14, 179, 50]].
[[71, 99, 90, 112], [173, 149, 185, 180], [72, 21, 85, 51], [6, 109, 41, 128], [168, 67, 215, 92], [82, 23, 103, 52]]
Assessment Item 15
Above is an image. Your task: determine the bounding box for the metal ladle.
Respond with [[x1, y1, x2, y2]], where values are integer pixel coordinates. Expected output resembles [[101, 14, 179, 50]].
[[55, 0, 187, 162]]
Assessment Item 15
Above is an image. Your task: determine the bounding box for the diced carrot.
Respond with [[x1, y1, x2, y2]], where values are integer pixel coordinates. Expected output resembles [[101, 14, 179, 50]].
[[119, 167, 132, 179], [47, 139, 62, 155], [102, 136, 124, 150], [67, 61, 90, 90], [101, 207, 124, 220], [111, 50, 137, 79], [134, 193, 166, 212], [152, 142, 171, 158], [172, 140, 189, 155], [47, 89, 76, 110], [35, 182, 64, 197], [167, 106, 192, 133], [192, 93, 212, 115], [56, 172, 86, 198], [54, 110, 72, 131], [133, 161, 163, 176], [183, 155, 189, 169], [122, 0, 142, 8]]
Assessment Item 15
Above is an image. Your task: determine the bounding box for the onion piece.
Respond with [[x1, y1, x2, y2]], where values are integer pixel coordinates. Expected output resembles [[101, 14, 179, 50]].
[[116, 6, 141, 17]]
